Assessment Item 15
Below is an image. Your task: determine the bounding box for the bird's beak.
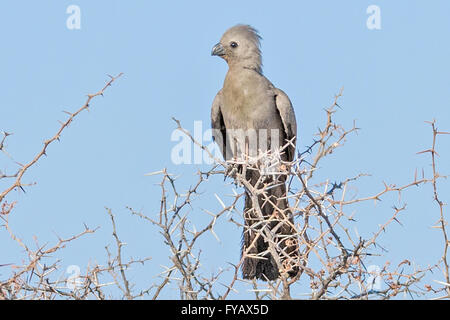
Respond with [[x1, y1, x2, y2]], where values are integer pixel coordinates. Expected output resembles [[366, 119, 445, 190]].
[[211, 43, 225, 56]]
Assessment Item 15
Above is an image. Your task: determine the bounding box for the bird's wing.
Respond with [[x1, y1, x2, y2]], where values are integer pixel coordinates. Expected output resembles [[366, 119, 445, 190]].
[[211, 90, 227, 159], [274, 88, 297, 161]]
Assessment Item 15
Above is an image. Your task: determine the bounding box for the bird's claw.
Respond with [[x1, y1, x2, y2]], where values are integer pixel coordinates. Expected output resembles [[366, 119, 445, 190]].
[[224, 164, 239, 180]]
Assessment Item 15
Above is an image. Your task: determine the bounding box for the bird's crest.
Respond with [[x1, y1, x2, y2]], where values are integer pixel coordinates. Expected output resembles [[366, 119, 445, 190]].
[[222, 24, 263, 73]]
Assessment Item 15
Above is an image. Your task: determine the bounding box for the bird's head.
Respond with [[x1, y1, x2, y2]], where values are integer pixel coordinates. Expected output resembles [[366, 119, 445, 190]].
[[211, 24, 262, 73]]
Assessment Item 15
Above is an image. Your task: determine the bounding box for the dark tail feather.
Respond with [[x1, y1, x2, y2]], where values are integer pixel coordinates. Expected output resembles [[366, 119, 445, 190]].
[[241, 170, 299, 281]]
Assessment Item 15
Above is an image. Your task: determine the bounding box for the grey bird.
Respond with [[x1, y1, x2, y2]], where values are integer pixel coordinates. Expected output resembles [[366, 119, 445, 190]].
[[211, 24, 299, 280]]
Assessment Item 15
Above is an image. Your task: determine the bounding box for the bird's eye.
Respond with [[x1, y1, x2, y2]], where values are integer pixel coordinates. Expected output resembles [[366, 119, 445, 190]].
[[230, 41, 238, 48]]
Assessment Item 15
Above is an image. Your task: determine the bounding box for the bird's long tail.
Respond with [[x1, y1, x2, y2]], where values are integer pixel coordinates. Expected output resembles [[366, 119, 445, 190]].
[[241, 169, 299, 281]]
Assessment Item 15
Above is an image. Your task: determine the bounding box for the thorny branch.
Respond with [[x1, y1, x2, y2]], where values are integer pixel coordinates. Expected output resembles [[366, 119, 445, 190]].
[[1, 85, 448, 299], [417, 121, 449, 298], [0, 73, 124, 204]]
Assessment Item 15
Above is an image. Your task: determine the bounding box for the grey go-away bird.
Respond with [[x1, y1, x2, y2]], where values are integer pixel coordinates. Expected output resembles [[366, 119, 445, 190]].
[[210, 24, 299, 280]]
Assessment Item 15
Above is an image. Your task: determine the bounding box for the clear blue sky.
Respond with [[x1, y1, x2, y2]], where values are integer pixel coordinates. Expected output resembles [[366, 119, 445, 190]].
[[1, 0, 449, 299]]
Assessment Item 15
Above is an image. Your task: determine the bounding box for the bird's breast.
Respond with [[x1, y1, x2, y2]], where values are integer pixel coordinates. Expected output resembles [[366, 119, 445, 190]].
[[221, 69, 281, 131]]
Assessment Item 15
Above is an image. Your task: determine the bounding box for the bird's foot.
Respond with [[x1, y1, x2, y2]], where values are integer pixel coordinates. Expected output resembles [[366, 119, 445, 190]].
[[224, 163, 246, 187], [224, 163, 239, 179]]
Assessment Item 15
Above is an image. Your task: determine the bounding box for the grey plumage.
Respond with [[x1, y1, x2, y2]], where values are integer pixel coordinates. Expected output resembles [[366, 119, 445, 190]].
[[211, 25, 299, 280]]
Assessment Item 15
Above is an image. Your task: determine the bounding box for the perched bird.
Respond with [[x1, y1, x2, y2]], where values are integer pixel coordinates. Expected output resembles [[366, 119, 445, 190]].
[[211, 24, 299, 280]]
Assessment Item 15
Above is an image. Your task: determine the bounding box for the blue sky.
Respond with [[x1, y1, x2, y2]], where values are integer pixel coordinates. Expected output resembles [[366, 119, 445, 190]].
[[1, 1, 449, 299]]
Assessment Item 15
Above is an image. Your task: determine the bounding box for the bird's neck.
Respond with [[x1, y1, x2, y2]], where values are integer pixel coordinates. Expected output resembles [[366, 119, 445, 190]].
[[228, 57, 262, 75]]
